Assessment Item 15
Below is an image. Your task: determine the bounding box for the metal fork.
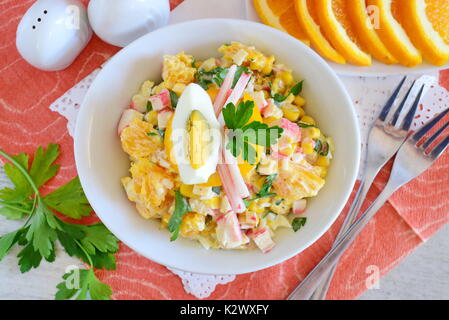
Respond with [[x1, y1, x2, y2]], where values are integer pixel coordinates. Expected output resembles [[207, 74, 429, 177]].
[[289, 109, 449, 300], [308, 77, 425, 299]]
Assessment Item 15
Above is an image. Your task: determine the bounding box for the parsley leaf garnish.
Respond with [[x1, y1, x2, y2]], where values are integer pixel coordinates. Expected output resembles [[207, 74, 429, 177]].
[[292, 217, 307, 232], [290, 80, 304, 96], [0, 144, 118, 300], [156, 129, 165, 138], [146, 101, 153, 112], [271, 80, 304, 104], [222, 101, 283, 164], [196, 66, 251, 90], [258, 174, 277, 197], [297, 122, 317, 128], [314, 139, 329, 156], [212, 186, 221, 195], [244, 174, 278, 206], [168, 191, 191, 241], [168, 89, 178, 108]]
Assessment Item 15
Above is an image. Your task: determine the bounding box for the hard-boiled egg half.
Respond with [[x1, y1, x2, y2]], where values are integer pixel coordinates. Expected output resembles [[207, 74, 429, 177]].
[[170, 83, 221, 185]]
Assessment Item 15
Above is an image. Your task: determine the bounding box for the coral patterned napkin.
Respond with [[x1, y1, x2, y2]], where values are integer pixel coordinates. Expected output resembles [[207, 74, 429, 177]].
[[0, 0, 448, 300]]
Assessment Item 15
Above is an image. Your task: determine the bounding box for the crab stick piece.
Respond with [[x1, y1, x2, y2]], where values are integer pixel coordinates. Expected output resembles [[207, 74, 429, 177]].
[[214, 65, 237, 117], [148, 89, 172, 111], [216, 212, 246, 249], [117, 109, 143, 135], [247, 228, 275, 254]]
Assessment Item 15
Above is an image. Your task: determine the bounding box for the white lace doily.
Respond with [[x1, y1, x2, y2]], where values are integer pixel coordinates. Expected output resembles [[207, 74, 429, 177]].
[[168, 268, 236, 299]]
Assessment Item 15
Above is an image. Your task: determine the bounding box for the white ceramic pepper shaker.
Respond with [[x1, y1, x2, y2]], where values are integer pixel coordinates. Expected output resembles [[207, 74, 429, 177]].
[[16, 0, 92, 71], [88, 0, 170, 48]]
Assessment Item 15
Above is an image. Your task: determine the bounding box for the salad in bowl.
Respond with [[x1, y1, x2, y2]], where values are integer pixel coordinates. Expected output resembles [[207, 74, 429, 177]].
[[118, 42, 333, 253]]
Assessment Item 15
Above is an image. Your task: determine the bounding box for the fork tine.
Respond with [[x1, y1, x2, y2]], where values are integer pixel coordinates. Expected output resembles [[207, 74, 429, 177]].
[[412, 108, 449, 143], [422, 121, 449, 150], [391, 80, 416, 126], [430, 133, 449, 159], [401, 84, 426, 131], [378, 76, 407, 122]]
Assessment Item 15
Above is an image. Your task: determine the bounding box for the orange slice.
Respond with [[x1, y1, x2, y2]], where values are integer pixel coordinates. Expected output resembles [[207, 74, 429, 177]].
[[254, 0, 310, 45], [346, 0, 397, 64], [294, 0, 346, 64], [426, 0, 449, 45], [396, 0, 449, 66], [367, 0, 422, 67], [314, 0, 372, 66]]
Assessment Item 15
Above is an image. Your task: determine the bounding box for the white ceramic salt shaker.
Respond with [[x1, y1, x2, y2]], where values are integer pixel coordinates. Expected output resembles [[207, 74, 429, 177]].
[[88, 0, 170, 48], [16, 0, 92, 71]]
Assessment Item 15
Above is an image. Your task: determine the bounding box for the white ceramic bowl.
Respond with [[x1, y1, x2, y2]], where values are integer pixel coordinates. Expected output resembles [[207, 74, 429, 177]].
[[75, 19, 360, 275]]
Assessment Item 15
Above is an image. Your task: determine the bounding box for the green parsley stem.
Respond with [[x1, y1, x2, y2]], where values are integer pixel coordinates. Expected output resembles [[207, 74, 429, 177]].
[[0, 201, 31, 214], [0, 150, 40, 196], [74, 239, 94, 268]]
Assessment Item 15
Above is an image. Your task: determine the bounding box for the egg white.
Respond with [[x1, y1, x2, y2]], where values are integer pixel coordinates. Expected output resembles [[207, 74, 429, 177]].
[[171, 83, 221, 184]]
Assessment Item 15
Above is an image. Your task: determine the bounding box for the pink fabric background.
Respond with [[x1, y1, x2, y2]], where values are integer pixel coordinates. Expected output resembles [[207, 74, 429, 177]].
[[0, 0, 448, 300]]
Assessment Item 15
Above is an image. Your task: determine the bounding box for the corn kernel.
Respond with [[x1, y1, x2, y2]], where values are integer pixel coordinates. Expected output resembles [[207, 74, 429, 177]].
[[301, 138, 315, 154], [271, 78, 284, 94], [248, 197, 271, 213], [144, 110, 158, 126], [281, 104, 301, 122], [200, 58, 216, 71], [294, 95, 306, 107], [316, 155, 330, 167], [305, 127, 321, 139], [285, 93, 295, 104], [140, 80, 155, 97], [180, 183, 198, 199], [280, 71, 293, 85], [202, 197, 220, 209], [300, 115, 316, 126], [172, 83, 186, 96], [262, 56, 275, 74], [250, 57, 265, 72], [296, 107, 306, 119]]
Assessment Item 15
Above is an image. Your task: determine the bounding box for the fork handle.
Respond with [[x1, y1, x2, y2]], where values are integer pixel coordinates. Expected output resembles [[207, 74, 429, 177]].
[[288, 182, 398, 300], [309, 180, 369, 299], [310, 163, 381, 299]]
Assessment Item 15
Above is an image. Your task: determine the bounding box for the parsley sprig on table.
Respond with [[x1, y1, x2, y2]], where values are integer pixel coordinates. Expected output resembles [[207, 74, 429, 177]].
[[222, 101, 283, 164], [0, 144, 119, 300]]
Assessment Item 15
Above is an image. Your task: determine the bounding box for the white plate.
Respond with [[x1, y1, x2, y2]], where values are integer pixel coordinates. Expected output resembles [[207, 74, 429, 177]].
[[330, 60, 448, 77], [74, 19, 360, 275]]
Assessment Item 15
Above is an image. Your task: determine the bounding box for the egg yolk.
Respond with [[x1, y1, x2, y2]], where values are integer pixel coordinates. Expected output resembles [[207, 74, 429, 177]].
[[188, 110, 212, 169]]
